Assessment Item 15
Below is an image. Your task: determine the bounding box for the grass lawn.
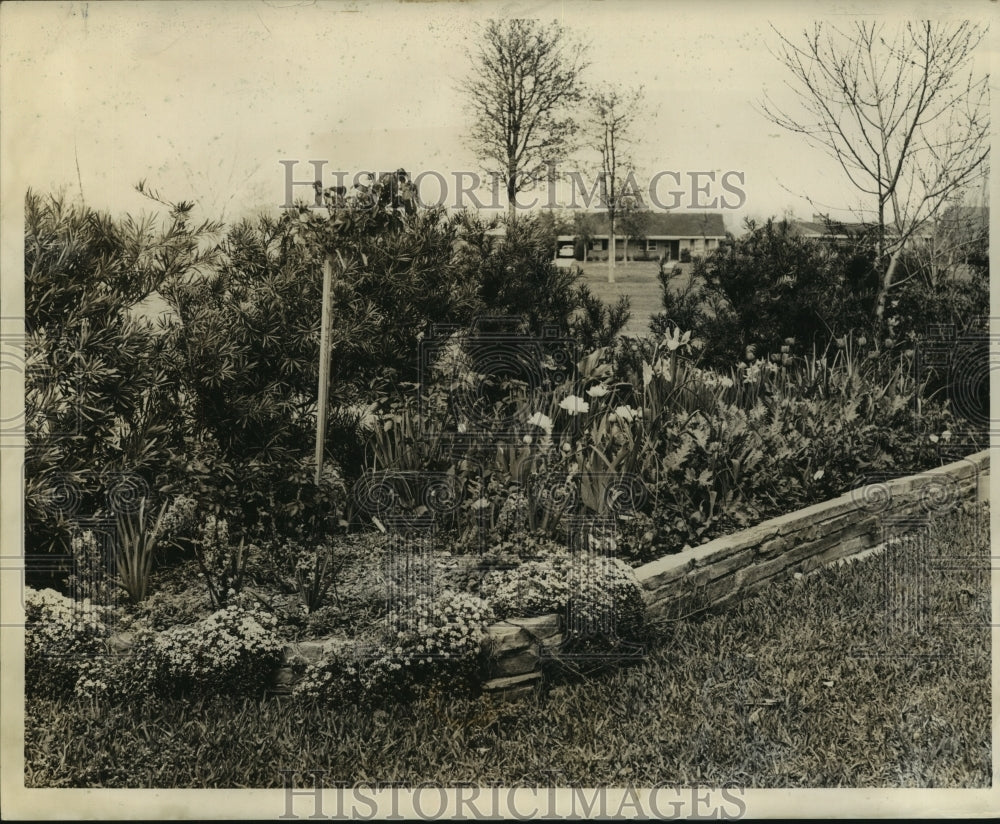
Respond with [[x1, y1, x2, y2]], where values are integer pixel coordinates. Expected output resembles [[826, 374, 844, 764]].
[[573, 259, 696, 337], [24, 501, 989, 789]]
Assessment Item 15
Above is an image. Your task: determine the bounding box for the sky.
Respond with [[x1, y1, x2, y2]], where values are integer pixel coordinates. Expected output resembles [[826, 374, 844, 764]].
[[1, 0, 996, 235]]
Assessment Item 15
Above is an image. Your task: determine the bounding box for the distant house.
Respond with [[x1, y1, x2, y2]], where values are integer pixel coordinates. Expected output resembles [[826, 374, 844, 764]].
[[557, 212, 728, 261], [787, 214, 933, 245]]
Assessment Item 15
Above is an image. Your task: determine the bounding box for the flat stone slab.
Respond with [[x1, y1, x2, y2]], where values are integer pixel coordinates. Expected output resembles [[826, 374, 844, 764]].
[[482, 671, 541, 692]]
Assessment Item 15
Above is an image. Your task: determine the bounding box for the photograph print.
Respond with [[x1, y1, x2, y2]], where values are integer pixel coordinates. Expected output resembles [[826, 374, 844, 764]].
[[1, 0, 995, 819]]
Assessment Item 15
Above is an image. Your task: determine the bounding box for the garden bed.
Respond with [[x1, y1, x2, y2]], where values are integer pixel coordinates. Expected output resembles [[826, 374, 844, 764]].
[[466, 449, 990, 698], [97, 449, 988, 700]]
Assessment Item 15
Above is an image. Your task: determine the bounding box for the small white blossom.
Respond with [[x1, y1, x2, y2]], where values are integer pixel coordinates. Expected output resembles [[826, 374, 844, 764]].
[[527, 412, 553, 434], [559, 395, 590, 416]]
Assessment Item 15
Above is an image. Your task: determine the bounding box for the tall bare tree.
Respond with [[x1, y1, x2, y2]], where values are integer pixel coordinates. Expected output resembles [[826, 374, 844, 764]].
[[762, 21, 990, 325], [592, 85, 645, 282], [461, 19, 588, 221]]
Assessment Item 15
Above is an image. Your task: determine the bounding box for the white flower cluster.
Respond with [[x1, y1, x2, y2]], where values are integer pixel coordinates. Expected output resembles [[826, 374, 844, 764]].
[[559, 395, 590, 415], [151, 599, 282, 689], [608, 405, 642, 424], [563, 555, 645, 639], [388, 590, 494, 664], [688, 366, 735, 389], [76, 596, 284, 699], [479, 551, 574, 618], [736, 360, 779, 384], [25, 586, 112, 699], [479, 549, 644, 637], [295, 591, 494, 702]]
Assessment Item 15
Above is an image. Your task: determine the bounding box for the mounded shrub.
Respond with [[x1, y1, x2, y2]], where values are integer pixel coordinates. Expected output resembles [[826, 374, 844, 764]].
[[479, 548, 645, 642], [75, 595, 283, 700], [25, 587, 113, 700], [293, 590, 495, 704]]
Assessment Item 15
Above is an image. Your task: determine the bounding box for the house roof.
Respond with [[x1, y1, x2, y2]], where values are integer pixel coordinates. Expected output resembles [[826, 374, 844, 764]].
[[788, 219, 872, 238], [586, 212, 727, 238], [789, 216, 933, 241]]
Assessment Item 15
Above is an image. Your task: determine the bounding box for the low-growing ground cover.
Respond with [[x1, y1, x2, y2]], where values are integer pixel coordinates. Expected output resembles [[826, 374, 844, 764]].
[[24, 501, 989, 789]]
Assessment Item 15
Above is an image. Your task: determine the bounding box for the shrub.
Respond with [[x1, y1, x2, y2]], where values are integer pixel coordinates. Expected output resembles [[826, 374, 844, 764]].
[[564, 555, 646, 645], [388, 590, 494, 662], [457, 214, 629, 350], [681, 218, 879, 367], [84, 596, 283, 700], [479, 549, 573, 618], [649, 264, 710, 341], [479, 548, 645, 642], [24, 190, 218, 562], [25, 587, 113, 699], [294, 591, 494, 704]]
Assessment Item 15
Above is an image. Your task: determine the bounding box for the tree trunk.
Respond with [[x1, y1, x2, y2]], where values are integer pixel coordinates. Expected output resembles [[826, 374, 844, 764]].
[[623, 237, 629, 265], [314, 256, 334, 485], [608, 218, 616, 283], [874, 247, 902, 328], [507, 163, 518, 223]]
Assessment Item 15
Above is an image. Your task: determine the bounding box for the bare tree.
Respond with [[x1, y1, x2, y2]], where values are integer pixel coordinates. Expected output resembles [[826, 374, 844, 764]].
[[461, 19, 588, 221], [762, 21, 990, 325], [592, 84, 645, 282]]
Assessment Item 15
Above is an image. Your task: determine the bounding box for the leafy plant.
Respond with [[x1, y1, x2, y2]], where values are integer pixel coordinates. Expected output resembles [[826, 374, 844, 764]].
[[193, 515, 252, 608], [479, 546, 645, 646], [24, 586, 112, 700], [114, 499, 169, 605], [292, 542, 337, 614], [83, 596, 284, 700], [24, 189, 218, 564], [67, 529, 117, 605]]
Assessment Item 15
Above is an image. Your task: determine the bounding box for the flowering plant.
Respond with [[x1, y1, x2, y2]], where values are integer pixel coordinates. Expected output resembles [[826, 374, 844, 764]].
[[295, 590, 494, 703], [84, 594, 283, 699], [25, 586, 112, 699], [194, 514, 252, 608], [479, 548, 645, 643], [388, 590, 494, 664]]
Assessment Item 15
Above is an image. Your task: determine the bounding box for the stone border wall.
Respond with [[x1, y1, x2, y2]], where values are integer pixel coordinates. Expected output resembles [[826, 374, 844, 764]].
[[481, 450, 989, 696]]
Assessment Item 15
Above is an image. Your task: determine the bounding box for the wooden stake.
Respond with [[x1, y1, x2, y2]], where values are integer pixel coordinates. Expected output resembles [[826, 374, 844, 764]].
[[314, 255, 334, 485]]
